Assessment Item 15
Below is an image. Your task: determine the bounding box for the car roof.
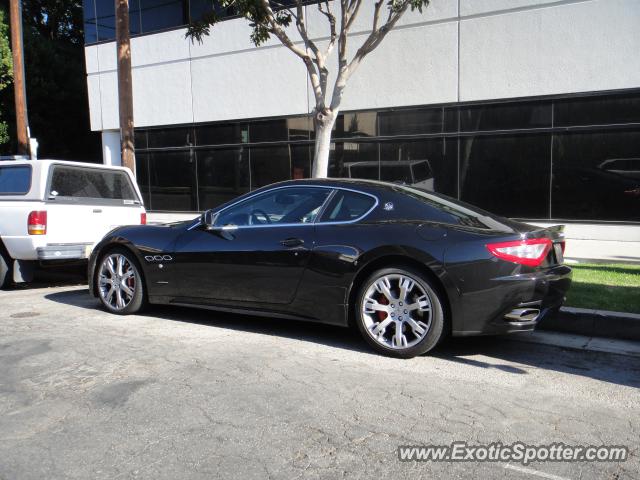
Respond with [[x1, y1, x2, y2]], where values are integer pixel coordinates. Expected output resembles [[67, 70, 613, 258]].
[[265, 177, 412, 194]]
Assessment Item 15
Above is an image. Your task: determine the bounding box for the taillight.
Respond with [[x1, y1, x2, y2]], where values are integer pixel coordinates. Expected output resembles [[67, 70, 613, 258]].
[[28, 210, 47, 235], [486, 238, 552, 267], [141, 212, 147, 225], [559, 241, 566, 254]]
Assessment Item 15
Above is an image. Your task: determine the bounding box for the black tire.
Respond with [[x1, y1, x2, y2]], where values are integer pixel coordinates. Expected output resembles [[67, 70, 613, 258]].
[[355, 266, 445, 359], [95, 247, 146, 315], [0, 249, 12, 290]]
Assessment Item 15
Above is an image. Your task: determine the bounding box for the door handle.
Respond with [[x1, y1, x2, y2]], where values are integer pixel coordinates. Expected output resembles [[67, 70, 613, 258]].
[[93, 209, 102, 213], [280, 238, 304, 248]]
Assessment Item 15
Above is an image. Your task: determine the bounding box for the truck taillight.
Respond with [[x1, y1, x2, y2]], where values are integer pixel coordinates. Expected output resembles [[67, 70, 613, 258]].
[[486, 238, 552, 267], [141, 212, 147, 225], [28, 210, 47, 235]]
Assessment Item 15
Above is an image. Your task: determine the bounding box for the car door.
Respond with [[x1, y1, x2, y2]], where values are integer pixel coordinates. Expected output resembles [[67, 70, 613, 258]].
[[171, 186, 333, 305]]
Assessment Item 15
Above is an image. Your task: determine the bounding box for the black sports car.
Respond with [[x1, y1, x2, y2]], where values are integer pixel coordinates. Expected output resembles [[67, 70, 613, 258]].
[[88, 179, 572, 358]]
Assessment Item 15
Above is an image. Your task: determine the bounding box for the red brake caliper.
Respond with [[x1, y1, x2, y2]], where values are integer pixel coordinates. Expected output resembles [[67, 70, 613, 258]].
[[377, 295, 389, 321]]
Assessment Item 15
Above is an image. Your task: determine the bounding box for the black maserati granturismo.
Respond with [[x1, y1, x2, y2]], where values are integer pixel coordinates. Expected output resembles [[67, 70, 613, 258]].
[[88, 179, 572, 358]]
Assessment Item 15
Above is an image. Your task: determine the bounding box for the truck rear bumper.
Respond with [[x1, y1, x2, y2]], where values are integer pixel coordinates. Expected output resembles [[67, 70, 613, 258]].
[[37, 243, 92, 260]]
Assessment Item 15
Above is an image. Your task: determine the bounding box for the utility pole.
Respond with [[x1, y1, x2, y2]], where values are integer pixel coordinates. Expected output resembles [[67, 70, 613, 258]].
[[115, 0, 135, 174], [8, 0, 29, 156]]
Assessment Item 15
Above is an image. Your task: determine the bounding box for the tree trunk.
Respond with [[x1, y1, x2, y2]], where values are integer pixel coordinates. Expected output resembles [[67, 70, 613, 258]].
[[311, 112, 337, 178]]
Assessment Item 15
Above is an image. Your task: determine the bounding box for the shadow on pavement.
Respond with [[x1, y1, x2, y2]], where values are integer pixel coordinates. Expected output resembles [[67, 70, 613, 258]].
[[9, 265, 87, 291], [44, 289, 640, 389]]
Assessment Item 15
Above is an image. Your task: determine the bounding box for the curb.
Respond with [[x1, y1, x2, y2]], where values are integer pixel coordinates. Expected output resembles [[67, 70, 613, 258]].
[[539, 307, 640, 342], [510, 331, 640, 358]]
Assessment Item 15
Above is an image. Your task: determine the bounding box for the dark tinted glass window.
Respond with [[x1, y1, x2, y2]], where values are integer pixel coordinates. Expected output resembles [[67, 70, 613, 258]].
[[49, 166, 138, 203], [552, 130, 640, 221], [195, 123, 248, 146], [378, 107, 442, 136], [83, 0, 98, 43], [139, 0, 185, 32], [189, 0, 236, 22], [333, 111, 377, 138], [217, 187, 331, 226], [95, 0, 116, 41], [287, 116, 311, 141], [443, 106, 458, 132], [129, 0, 142, 34], [250, 146, 291, 189], [459, 134, 551, 218], [0, 166, 31, 195], [554, 93, 640, 127], [329, 142, 379, 178], [250, 119, 289, 143], [134, 130, 148, 149], [135, 153, 151, 207], [291, 144, 311, 180], [147, 127, 193, 148], [197, 148, 249, 210], [398, 186, 503, 228], [148, 151, 197, 211], [460, 101, 552, 132], [379, 138, 457, 197], [319, 190, 376, 222]]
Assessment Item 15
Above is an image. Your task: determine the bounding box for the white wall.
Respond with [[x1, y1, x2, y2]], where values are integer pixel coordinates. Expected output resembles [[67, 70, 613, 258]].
[[85, 0, 640, 130]]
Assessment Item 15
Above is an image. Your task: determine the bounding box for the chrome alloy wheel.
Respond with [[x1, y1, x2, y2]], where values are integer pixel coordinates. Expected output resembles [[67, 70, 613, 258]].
[[98, 253, 138, 311], [361, 273, 433, 350]]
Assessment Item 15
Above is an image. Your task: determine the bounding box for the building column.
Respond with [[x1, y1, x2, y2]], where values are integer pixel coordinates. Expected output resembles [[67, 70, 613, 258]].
[[102, 130, 122, 167]]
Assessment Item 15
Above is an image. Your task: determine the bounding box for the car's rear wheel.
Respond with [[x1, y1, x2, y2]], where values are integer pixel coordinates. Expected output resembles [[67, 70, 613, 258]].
[[355, 267, 445, 358], [0, 249, 11, 289], [96, 249, 146, 315]]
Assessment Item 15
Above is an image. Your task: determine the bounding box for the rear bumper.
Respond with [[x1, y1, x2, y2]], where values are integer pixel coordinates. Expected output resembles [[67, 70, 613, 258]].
[[453, 264, 572, 336], [37, 243, 92, 261]]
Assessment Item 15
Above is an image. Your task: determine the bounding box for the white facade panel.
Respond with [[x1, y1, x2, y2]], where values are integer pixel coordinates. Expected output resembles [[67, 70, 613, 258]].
[[98, 71, 119, 130], [190, 46, 308, 123], [86, 75, 103, 131], [459, 0, 640, 101], [96, 42, 117, 72], [339, 21, 459, 111], [85, 44, 100, 75], [132, 62, 194, 127], [460, 0, 580, 16], [131, 29, 191, 67]]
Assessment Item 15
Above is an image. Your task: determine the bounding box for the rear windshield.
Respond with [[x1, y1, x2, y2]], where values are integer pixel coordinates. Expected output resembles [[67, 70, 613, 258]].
[[48, 165, 139, 205], [0, 165, 31, 195], [398, 185, 509, 230]]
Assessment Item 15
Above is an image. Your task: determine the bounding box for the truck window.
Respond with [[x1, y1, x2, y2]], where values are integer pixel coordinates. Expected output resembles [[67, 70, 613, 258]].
[[49, 165, 139, 204], [0, 166, 31, 195]]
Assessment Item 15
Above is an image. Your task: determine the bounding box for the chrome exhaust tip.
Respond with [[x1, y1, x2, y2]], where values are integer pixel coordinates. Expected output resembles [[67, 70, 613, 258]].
[[505, 308, 541, 322]]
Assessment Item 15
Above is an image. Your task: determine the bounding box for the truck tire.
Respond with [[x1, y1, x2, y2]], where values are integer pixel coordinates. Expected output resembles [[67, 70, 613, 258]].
[[0, 249, 11, 289]]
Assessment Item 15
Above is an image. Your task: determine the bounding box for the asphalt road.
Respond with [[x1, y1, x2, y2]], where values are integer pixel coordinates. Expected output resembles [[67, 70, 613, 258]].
[[1, 272, 639, 479]]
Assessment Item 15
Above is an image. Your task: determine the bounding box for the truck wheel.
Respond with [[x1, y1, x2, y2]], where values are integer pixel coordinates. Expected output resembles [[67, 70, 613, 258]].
[[0, 250, 12, 289]]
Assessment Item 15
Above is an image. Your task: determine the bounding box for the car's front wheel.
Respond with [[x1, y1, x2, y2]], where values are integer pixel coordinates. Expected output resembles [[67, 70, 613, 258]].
[[96, 248, 146, 315], [355, 267, 445, 358]]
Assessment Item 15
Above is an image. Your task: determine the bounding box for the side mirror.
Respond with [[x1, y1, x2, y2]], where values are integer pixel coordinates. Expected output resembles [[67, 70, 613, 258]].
[[202, 210, 218, 230]]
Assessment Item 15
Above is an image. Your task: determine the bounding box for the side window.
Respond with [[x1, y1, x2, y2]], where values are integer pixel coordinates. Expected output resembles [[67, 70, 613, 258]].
[[0, 166, 31, 195], [216, 187, 331, 227], [49, 166, 139, 204], [318, 190, 376, 223]]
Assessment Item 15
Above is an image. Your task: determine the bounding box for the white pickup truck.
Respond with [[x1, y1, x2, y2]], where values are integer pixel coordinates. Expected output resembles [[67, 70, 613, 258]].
[[0, 159, 146, 288]]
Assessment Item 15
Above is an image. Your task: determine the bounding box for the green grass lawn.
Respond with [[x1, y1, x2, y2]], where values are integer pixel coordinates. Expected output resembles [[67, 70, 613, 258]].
[[564, 263, 640, 314]]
